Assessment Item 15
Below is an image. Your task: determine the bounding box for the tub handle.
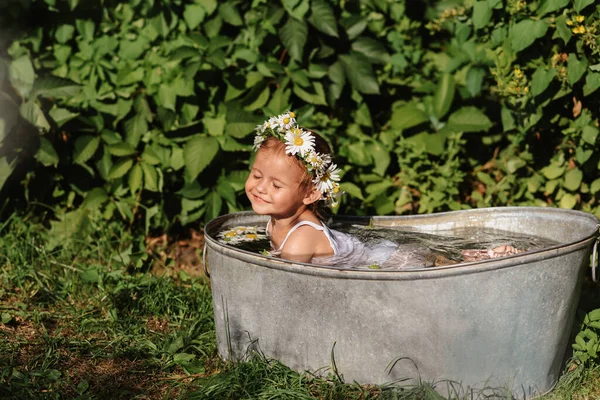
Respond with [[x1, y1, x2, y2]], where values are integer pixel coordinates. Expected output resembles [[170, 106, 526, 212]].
[[202, 242, 210, 278], [592, 238, 599, 283]]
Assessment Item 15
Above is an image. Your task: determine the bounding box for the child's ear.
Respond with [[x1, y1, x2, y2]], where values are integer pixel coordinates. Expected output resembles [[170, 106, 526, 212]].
[[303, 187, 322, 205]]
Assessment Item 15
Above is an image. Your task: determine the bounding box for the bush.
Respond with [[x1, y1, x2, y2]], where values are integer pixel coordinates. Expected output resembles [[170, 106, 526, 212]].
[[1, 0, 599, 235]]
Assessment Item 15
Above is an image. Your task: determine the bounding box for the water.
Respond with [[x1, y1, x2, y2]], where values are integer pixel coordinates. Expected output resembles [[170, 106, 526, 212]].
[[216, 222, 560, 268]]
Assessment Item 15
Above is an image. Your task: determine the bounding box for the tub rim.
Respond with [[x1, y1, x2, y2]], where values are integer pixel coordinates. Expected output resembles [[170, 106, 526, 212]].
[[204, 206, 600, 281]]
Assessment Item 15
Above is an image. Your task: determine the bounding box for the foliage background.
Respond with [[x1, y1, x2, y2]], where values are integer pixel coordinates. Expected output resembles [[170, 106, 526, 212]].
[[1, 0, 600, 237]]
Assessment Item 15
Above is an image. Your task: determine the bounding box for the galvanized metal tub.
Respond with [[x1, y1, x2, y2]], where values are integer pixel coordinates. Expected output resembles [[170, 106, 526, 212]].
[[204, 207, 599, 398]]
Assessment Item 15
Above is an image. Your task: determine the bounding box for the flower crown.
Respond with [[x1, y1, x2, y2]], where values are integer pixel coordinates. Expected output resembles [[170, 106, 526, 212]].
[[253, 112, 342, 207]]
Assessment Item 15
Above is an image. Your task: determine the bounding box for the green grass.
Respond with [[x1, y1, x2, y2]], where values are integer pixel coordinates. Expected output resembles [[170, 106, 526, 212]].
[[1, 215, 599, 399]]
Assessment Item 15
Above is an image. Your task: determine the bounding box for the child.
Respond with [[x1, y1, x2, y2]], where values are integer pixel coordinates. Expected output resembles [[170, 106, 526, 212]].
[[246, 112, 438, 268], [245, 112, 520, 268]]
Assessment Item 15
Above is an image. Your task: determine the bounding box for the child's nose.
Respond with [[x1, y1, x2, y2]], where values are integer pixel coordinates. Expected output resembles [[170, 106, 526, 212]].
[[256, 180, 267, 193]]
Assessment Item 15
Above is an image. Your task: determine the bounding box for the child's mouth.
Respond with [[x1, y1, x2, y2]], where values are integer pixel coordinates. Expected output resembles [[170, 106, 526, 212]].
[[252, 193, 269, 203]]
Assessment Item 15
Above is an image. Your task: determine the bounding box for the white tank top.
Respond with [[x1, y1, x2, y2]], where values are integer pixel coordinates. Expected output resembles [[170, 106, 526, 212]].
[[266, 219, 399, 268]]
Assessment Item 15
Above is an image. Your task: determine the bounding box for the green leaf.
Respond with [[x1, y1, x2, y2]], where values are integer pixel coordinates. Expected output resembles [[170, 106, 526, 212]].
[[184, 4, 206, 30], [141, 162, 159, 191], [365, 180, 393, 196], [225, 106, 261, 138], [355, 103, 372, 127], [554, 15, 572, 44], [173, 353, 196, 365], [141, 147, 161, 165], [472, 1, 492, 30], [266, 88, 292, 115], [123, 113, 148, 148], [216, 135, 250, 152], [82, 187, 108, 209], [466, 67, 485, 97], [340, 182, 364, 200], [567, 54, 588, 85], [198, 0, 217, 15], [583, 72, 600, 96], [81, 267, 100, 284], [128, 163, 143, 194], [119, 36, 150, 60], [183, 136, 219, 180], [590, 178, 600, 194], [109, 158, 134, 179], [30, 75, 81, 99], [575, 147, 593, 164], [36, 137, 59, 167], [501, 107, 516, 132], [530, 67, 556, 97], [347, 142, 371, 166], [205, 191, 222, 222], [308, 0, 338, 37], [107, 142, 137, 157], [406, 131, 447, 156], [218, 3, 243, 26], [338, 52, 380, 94], [582, 126, 598, 145], [216, 178, 237, 205], [20, 102, 49, 131], [564, 168, 583, 191], [9, 55, 35, 98], [574, 0, 594, 12], [506, 156, 526, 174], [559, 193, 577, 209], [541, 164, 565, 179], [510, 20, 548, 53], [389, 103, 428, 130], [366, 141, 390, 176], [282, 0, 310, 20], [280, 17, 308, 61], [244, 86, 271, 111], [55, 24, 75, 43], [204, 116, 226, 137], [293, 82, 327, 105], [73, 135, 100, 164], [446, 107, 492, 132], [1, 313, 11, 324], [351, 37, 390, 64], [432, 73, 455, 119], [536, 0, 569, 16], [76, 19, 95, 41], [48, 106, 78, 127], [157, 84, 177, 111]]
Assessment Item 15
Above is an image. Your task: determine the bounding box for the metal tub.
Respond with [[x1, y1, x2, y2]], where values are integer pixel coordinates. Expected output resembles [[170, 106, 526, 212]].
[[204, 207, 599, 398]]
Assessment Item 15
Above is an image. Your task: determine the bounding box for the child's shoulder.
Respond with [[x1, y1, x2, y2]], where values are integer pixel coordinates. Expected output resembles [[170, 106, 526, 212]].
[[281, 220, 333, 261], [286, 220, 324, 246]]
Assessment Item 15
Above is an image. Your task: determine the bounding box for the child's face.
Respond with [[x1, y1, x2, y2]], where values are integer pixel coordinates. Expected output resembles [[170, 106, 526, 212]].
[[245, 147, 313, 218]]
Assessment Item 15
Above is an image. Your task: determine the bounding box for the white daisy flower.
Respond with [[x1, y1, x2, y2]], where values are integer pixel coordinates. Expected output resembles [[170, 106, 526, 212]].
[[284, 128, 315, 156], [314, 163, 340, 193], [267, 116, 281, 131], [253, 134, 266, 150], [306, 151, 325, 171], [217, 226, 267, 244], [277, 112, 296, 131]]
